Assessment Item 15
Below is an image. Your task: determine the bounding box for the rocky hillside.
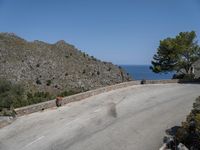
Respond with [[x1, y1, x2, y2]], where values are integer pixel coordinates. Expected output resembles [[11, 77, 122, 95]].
[[0, 33, 132, 95]]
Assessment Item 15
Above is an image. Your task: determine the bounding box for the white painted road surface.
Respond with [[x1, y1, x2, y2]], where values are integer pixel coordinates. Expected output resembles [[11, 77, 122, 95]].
[[0, 83, 200, 150]]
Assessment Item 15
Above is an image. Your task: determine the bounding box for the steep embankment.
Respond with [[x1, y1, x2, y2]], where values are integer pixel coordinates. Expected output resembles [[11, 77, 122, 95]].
[[0, 33, 131, 95]]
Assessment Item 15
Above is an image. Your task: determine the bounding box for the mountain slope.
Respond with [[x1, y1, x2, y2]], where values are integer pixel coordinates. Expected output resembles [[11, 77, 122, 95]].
[[0, 33, 132, 95]]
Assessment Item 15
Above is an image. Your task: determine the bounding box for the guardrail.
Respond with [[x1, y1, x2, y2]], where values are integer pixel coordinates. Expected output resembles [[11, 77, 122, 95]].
[[15, 79, 193, 116]]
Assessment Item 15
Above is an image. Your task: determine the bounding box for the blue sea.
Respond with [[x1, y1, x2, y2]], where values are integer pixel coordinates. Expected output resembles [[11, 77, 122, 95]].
[[121, 65, 174, 80]]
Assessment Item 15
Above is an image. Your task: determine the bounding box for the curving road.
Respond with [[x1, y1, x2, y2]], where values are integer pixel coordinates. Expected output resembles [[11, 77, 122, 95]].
[[0, 83, 200, 150]]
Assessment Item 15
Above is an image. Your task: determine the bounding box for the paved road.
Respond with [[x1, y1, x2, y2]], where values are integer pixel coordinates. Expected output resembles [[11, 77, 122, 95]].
[[0, 83, 200, 150]]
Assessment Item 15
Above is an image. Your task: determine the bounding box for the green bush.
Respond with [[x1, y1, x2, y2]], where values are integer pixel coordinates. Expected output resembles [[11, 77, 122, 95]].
[[27, 92, 54, 105], [0, 79, 26, 113], [107, 67, 111, 71], [82, 69, 86, 74], [0, 79, 55, 114], [174, 96, 200, 148], [0, 79, 87, 116], [91, 56, 97, 61], [173, 73, 195, 80], [36, 78, 42, 85], [46, 80, 51, 86], [59, 90, 80, 97]]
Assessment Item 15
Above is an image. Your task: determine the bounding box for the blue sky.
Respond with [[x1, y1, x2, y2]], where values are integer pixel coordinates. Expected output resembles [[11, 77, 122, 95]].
[[0, 0, 200, 65]]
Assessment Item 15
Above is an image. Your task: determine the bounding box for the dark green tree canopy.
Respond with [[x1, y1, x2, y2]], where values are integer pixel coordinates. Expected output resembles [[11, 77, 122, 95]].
[[150, 31, 200, 75]]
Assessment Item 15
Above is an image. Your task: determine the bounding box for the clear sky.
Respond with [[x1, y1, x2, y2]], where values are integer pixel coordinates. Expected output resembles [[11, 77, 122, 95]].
[[0, 0, 200, 65]]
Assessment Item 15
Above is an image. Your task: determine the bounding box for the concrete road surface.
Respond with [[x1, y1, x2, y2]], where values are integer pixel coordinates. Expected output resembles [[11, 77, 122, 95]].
[[0, 83, 200, 150]]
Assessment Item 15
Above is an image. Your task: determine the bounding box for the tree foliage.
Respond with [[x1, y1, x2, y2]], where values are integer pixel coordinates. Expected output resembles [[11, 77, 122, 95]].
[[150, 31, 200, 75]]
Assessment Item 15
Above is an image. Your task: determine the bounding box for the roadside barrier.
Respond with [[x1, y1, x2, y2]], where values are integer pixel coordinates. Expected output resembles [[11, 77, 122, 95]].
[[15, 79, 189, 116]]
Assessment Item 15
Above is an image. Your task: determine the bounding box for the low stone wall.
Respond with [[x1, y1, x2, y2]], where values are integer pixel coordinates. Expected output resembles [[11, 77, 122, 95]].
[[14, 79, 180, 116], [144, 79, 179, 84]]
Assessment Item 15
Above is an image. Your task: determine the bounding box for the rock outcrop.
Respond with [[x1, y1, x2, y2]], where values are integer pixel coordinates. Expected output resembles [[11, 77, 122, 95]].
[[0, 33, 132, 95], [161, 96, 200, 149], [193, 59, 200, 79]]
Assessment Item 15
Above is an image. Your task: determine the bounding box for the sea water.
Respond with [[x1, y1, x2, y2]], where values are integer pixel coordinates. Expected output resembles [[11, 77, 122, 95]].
[[121, 65, 174, 80]]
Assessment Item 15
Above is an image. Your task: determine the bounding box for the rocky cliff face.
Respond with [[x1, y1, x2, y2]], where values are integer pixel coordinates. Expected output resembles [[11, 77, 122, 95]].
[[0, 33, 132, 95]]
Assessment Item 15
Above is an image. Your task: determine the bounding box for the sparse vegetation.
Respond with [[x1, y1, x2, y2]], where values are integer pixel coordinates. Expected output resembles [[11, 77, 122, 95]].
[[158, 95, 200, 149], [173, 73, 195, 80], [82, 69, 86, 74], [59, 90, 80, 97], [36, 78, 42, 85], [166, 96, 200, 149], [107, 67, 111, 71], [0, 79, 26, 116], [83, 52, 86, 58], [0, 79, 26, 108], [91, 56, 97, 61], [0, 78, 86, 116], [26, 91, 54, 105], [46, 80, 51, 86], [0, 79, 56, 116]]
